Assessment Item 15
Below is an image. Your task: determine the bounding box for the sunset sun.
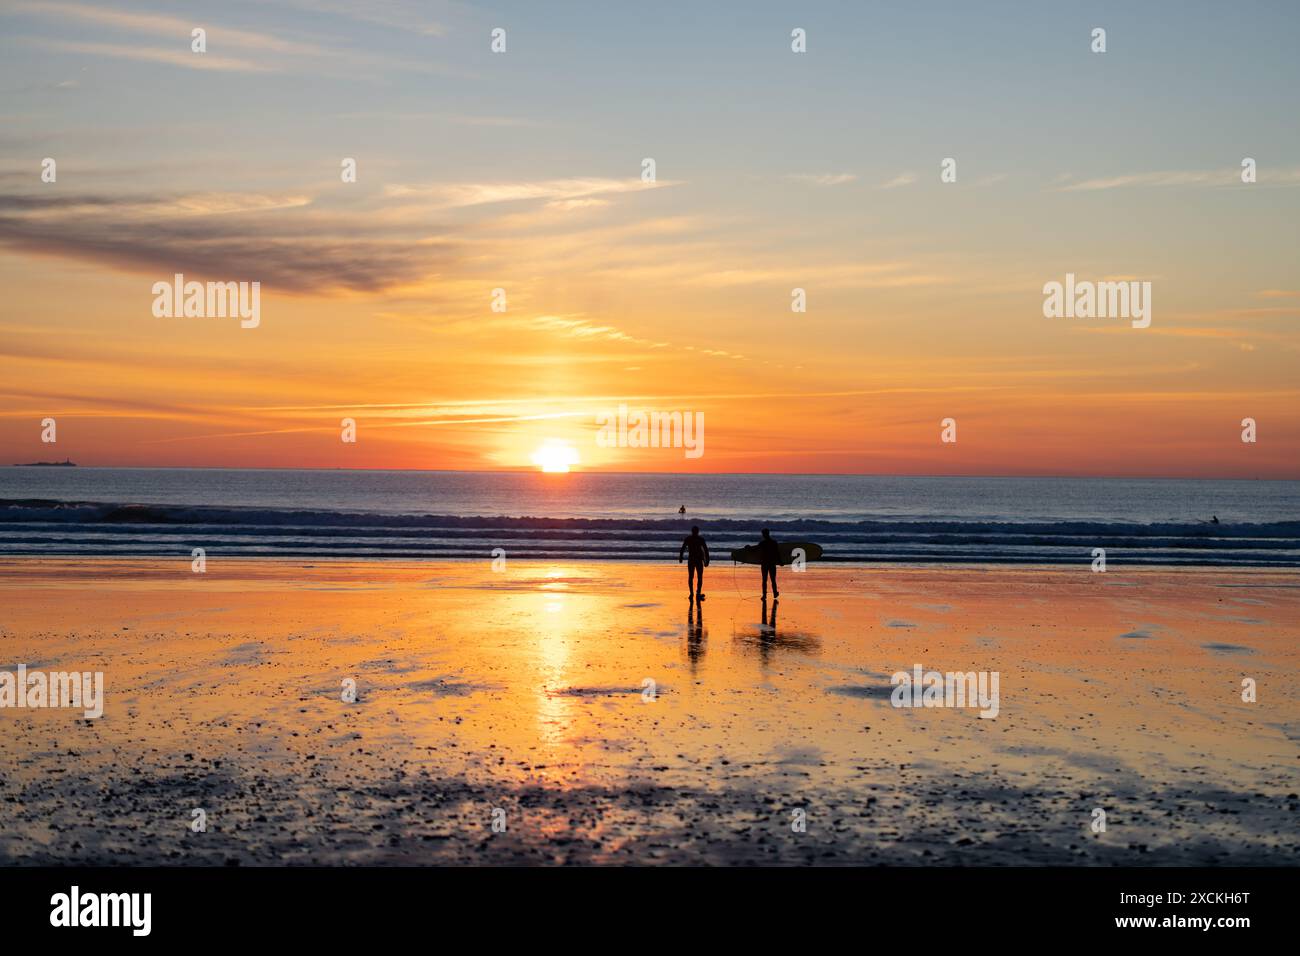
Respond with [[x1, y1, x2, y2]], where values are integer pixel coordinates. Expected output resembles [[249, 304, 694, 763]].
[[531, 441, 579, 473]]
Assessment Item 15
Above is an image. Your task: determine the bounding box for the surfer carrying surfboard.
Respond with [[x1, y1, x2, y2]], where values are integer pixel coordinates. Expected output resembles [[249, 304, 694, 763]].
[[678, 525, 710, 602], [757, 528, 780, 600], [729, 537, 822, 588]]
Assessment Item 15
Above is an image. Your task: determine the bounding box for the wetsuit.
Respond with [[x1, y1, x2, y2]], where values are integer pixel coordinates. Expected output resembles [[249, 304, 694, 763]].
[[679, 532, 709, 598], [758, 535, 780, 598]]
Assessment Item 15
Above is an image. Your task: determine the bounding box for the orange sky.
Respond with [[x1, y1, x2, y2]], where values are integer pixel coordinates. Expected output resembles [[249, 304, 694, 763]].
[[1, 2, 1298, 477]]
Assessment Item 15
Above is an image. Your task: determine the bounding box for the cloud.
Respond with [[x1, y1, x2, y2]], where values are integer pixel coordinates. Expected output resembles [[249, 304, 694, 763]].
[[1060, 170, 1222, 191], [880, 172, 917, 189], [786, 173, 857, 187], [0, 187, 457, 293], [689, 260, 948, 290], [1058, 167, 1300, 191], [383, 177, 674, 209], [7, 1, 325, 54], [530, 315, 671, 350], [21, 38, 274, 72], [546, 198, 610, 212], [529, 315, 745, 360], [1, 192, 314, 218], [5, 0, 448, 76]]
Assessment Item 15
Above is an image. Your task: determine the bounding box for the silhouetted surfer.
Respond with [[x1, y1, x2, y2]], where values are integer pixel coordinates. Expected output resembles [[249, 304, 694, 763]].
[[678, 504, 686, 514], [678, 525, 709, 602], [757, 528, 780, 600]]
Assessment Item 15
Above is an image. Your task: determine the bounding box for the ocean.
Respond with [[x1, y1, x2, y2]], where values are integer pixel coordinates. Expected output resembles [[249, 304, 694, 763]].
[[0, 467, 1296, 567]]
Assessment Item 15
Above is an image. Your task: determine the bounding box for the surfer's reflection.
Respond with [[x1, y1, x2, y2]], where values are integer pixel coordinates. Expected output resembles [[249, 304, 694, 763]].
[[685, 601, 707, 670], [756, 597, 779, 668], [734, 596, 818, 672]]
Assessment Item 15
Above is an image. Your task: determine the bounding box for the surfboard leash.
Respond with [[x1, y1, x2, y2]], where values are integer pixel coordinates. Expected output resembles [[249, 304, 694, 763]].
[[731, 559, 755, 601]]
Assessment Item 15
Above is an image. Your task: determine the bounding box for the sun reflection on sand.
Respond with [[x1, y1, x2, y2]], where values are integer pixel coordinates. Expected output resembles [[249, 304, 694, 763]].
[[534, 588, 575, 773], [539, 566, 575, 591]]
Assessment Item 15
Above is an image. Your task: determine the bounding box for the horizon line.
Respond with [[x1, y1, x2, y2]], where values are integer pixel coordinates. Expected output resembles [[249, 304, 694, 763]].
[[3, 464, 1293, 483]]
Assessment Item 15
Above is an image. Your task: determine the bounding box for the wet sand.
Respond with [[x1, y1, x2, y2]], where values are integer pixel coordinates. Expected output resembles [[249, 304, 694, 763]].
[[0, 558, 1296, 865]]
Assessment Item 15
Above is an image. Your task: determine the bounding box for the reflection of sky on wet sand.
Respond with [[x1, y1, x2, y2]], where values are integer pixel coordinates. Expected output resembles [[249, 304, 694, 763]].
[[1, 559, 1297, 863], [535, 592, 573, 766], [733, 600, 823, 673], [684, 603, 706, 672]]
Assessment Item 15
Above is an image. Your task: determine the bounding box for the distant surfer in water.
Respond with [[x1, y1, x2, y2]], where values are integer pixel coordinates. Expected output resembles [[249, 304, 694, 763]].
[[757, 528, 780, 600], [678, 525, 709, 602], [678, 504, 686, 514]]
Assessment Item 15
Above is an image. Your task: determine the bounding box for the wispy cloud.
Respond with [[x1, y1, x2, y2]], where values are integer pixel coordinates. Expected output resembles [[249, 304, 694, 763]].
[[7, 1, 322, 53], [1, 190, 313, 218], [20, 38, 274, 73], [531, 315, 669, 350], [530, 315, 746, 361], [0, 187, 457, 293], [4, 0, 448, 76], [786, 173, 857, 187], [1058, 167, 1300, 191], [880, 172, 917, 189], [546, 198, 610, 212], [383, 177, 675, 209], [689, 260, 948, 291]]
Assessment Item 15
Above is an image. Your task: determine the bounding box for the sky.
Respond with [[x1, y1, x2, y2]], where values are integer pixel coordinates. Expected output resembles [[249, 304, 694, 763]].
[[1, 0, 1297, 477]]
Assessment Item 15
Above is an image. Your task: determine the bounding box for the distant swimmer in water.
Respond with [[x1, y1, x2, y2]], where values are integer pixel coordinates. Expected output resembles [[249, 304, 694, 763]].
[[679, 504, 686, 514], [1211, 515, 1220, 525], [678, 525, 709, 602]]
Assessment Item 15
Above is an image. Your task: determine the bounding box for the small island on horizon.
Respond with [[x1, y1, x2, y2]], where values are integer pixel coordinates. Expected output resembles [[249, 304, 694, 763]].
[[12, 459, 76, 467]]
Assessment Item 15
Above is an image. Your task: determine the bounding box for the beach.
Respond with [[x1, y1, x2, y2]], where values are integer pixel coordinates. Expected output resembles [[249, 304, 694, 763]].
[[1, 558, 1295, 865]]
